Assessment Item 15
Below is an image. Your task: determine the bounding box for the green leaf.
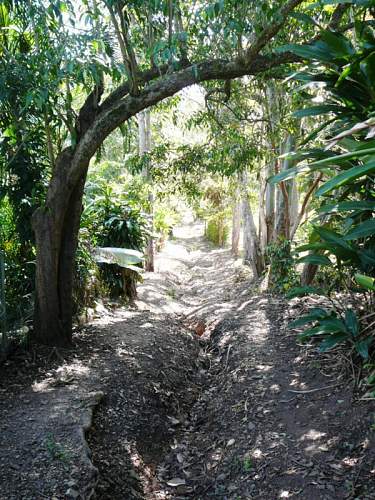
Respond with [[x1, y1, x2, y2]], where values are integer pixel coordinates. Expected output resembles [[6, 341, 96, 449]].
[[289, 307, 330, 328], [277, 43, 335, 63], [313, 226, 354, 252], [345, 309, 359, 337], [310, 151, 375, 170], [298, 318, 348, 341], [355, 273, 375, 291], [318, 200, 375, 213], [360, 52, 375, 87], [297, 254, 332, 266], [355, 337, 373, 360], [269, 162, 331, 184], [316, 161, 375, 196], [319, 332, 349, 352], [293, 105, 341, 118], [296, 242, 334, 252], [343, 218, 375, 240], [320, 31, 355, 59]]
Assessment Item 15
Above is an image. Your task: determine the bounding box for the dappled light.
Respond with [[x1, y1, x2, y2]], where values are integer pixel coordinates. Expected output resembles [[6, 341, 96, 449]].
[[1, 0, 374, 498]]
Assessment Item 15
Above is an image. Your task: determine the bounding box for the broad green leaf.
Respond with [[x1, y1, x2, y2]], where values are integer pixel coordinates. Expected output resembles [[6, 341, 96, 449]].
[[355, 273, 375, 291], [313, 226, 354, 252], [269, 162, 332, 184], [298, 318, 348, 341], [297, 254, 332, 266], [277, 43, 336, 63], [355, 338, 373, 360], [290, 12, 319, 27], [316, 161, 375, 196], [319, 332, 349, 352], [289, 307, 330, 328], [318, 200, 375, 213], [296, 242, 334, 252], [345, 309, 359, 337], [309, 150, 375, 169], [359, 249, 375, 268], [343, 218, 375, 240], [360, 51, 375, 88], [293, 105, 341, 118], [320, 31, 355, 59]]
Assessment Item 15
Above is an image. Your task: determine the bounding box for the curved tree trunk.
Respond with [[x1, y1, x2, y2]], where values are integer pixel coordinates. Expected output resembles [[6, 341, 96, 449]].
[[30, 0, 314, 346], [32, 151, 88, 346]]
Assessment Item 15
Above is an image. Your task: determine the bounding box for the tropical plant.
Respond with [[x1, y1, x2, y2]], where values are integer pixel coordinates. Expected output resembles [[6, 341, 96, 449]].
[[271, 16, 375, 362], [291, 306, 373, 361], [81, 181, 148, 299]]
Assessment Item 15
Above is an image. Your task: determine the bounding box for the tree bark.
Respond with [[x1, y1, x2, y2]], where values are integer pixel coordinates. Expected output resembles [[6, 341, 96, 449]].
[[32, 148, 88, 346], [241, 172, 264, 278], [275, 134, 295, 240], [138, 109, 154, 272], [301, 262, 319, 286], [265, 161, 276, 244], [231, 184, 241, 257], [258, 168, 268, 253]]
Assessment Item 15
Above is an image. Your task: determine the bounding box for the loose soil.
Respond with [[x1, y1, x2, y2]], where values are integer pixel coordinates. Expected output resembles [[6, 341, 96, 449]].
[[0, 223, 374, 499]]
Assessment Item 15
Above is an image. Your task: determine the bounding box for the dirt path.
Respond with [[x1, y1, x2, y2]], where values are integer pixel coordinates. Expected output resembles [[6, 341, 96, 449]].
[[0, 223, 374, 499], [88, 223, 375, 499]]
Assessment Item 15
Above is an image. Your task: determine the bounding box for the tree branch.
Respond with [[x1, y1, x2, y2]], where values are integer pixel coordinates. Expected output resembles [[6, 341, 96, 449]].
[[245, 0, 305, 61], [290, 173, 323, 239], [328, 3, 350, 30]]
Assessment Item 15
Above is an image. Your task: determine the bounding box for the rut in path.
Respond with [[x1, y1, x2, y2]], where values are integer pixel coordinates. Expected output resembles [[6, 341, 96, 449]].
[[87, 222, 375, 500]]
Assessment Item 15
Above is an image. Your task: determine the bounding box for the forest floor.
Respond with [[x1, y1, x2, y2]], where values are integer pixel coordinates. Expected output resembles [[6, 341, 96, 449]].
[[0, 222, 374, 499]]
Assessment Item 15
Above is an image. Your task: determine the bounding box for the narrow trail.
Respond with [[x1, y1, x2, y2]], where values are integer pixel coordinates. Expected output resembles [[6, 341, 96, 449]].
[[88, 223, 375, 499], [0, 223, 374, 499]]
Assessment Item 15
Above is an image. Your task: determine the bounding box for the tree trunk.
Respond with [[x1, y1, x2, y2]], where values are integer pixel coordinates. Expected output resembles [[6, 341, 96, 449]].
[[275, 134, 295, 240], [265, 162, 276, 245], [241, 172, 264, 278], [301, 262, 319, 286], [122, 268, 137, 302], [138, 109, 154, 272], [289, 177, 299, 237], [32, 148, 88, 346], [258, 168, 268, 253], [231, 185, 241, 257]]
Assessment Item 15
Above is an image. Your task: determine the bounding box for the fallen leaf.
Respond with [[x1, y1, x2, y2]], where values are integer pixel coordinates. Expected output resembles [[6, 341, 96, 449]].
[[167, 478, 186, 487]]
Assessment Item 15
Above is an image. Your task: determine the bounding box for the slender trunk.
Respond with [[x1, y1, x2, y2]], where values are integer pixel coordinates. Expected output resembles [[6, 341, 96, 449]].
[[264, 83, 278, 245], [231, 185, 241, 257], [265, 161, 276, 244], [138, 109, 154, 271], [258, 168, 268, 253], [301, 263, 319, 286], [275, 134, 295, 240], [241, 172, 264, 278], [289, 177, 299, 236]]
